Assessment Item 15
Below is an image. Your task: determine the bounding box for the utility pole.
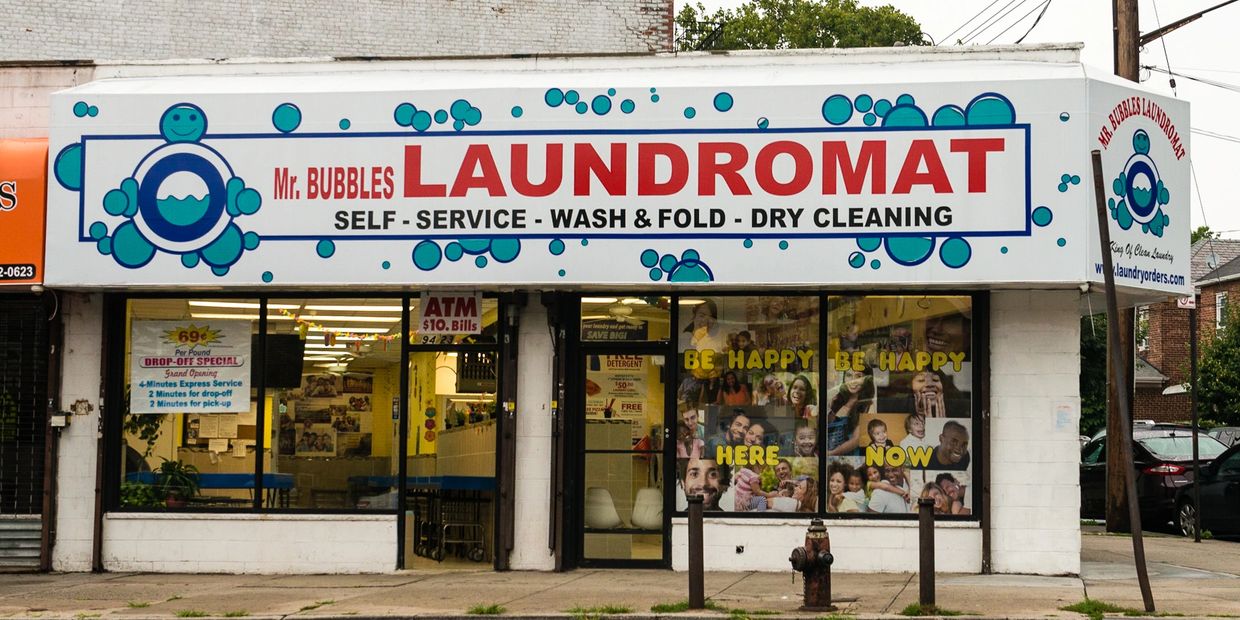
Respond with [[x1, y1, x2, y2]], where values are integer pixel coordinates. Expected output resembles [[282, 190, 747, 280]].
[[1105, 0, 1139, 535]]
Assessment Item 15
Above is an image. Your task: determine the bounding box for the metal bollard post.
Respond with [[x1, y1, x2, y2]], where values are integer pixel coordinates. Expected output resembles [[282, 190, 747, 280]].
[[918, 497, 935, 609], [688, 494, 704, 609]]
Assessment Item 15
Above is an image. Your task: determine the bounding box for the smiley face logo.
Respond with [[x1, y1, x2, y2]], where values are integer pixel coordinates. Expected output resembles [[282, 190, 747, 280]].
[[1108, 129, 1170, 237], [159, 104, 208, 143]]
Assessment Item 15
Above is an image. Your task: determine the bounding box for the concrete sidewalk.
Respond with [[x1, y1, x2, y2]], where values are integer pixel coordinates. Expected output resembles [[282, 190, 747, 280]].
[[1, 532, 1237, 619]]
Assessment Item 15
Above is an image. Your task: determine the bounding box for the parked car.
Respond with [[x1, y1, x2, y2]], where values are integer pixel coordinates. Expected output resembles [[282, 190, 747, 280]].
[[1208, 426, 1240, 448], [1175, 443, 1240, 537], [1080, 429, 1230, 526]]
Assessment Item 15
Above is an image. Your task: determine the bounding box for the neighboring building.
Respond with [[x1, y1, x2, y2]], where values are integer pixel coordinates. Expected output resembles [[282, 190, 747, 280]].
[[33, 45, 1191, 578], [1133, 238, 1240, 423]]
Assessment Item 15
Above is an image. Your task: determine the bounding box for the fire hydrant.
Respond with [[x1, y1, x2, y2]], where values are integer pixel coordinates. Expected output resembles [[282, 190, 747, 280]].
[[789, 518, 834, 610]]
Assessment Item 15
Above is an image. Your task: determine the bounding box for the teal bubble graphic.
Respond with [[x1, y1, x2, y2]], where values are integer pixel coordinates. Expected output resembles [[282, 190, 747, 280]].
[[1059, 112, 1071, 122], [713, 92, 734, 112], [382, 261, 391, 269], [97, 237, 112, 255], [244, 232, 260, 251], [882, 105, 928, 128], [856, 237, 882, 252], [451, 99, 472, 118], [896, 94, 915, 106], [111, 221, 156, 268], [743, 239, 753, 248], [1057, 238, 1067, 247], [581, 239, 589, 246], [575, 102, 588, 114], [491, 238, 520, 263], [1133, 129, 1151, 155], [863, 113, 877, 126], [757, 117, 769, 129], [73, 101, 89, 117], [649, 268, 663, 281], [684, 107, 696, 119], [339, 119, 351, 130], [181, 253, 199, 268], [849, 252, 865, 268], [464, 107, 481, 126], [591, 96, 611, 115], [778, 240, 789, 250], [884, 237, 935, 266], [620, 99, 636, 114], [316, 239, 335, 258], [262, 271, 274, 283], [608, 88, 617, 96], [855, 94, 873, 112], [445, 242, 464, 261], [89, 222, 108, 240], [457, 239, 490, 254], [53, 144, 83, 190], [874, 99, 892, 116], [939, 237, 971, 268], [1000, 246, 1009, 254], [651, 94, 660, 103], [965, 93, 1015, 125], [475, 256, 488, 268], [668, 262, 712, 283], [564, 90, 580, 105], [413, 241, 442, 271], [545, 89, 565, 107], [650, 88, 657, 93], [453, 120, 465, 131], [550, 239, 566, 255], [200, 224, 244, 271], [640, 249, 659, 268], [394, 103, 416, 126], [156, 195, 210, 227], [822, 94, 853, 125], [659, 254, 676, 272], [870, 259, 881, 269], [435, 109, 449, 124], [160, 104, 206, 143], [413, 110, 432, 132], [88, 106, 98, 117], [1032, 206, 1053, 227], [931, 105, 966, 127], [272, 103, 302, 133], [511, 106, 524, 118], [558, 269, 566, 277]]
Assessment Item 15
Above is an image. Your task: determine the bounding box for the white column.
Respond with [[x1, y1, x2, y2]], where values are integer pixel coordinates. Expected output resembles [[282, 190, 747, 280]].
[[53, 293, 104, 572], [509, 294, 556, 570]]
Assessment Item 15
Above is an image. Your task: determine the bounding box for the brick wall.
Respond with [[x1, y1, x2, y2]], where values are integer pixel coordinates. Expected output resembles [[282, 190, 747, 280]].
[[0, 67, 94, 138], [1, 0, 674, 62]]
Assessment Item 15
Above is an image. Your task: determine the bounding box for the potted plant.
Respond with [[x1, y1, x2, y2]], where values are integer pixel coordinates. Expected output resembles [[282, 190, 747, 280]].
[[154, 459, 200, 508]]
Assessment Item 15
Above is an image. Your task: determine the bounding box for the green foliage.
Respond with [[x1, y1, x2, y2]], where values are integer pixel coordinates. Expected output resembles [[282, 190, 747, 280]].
[[154, 459, 200, 501], [174, 611, 207, 618], [125, 602, 150, 609], [119, 481, 161, 508], [467, 604, 506, 615], [676, 0, 924, 51], [1061, 599, 1138, 620], [222, 612, 249, 618], [1080, 314, 1108, 436], [1192, 225, 1219, 245], [567, 605, 632, 619], [899, 604, 964, 616], [1198, 304, 1240, 426]]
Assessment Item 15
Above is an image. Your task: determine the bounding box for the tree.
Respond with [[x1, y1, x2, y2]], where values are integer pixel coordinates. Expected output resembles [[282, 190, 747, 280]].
[[1080, 314, 1109, 435], [1192, 225, 1219, 245], [676, 0, 925, 51], [1198, 303, 1240, 426]]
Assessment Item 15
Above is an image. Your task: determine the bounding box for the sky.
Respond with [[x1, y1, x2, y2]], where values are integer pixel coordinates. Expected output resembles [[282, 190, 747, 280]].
[[687, 0, 1240, 239]]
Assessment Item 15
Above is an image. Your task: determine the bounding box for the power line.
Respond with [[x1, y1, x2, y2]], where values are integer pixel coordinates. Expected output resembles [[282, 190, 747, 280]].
[[1193, 128, 1240, 144], [985, 0, 1052, 44], [1150, 0, 1177, 96], [960, 0, 1029, 45], [938, 0, 1003, 45], [1015, 0, 1054, 43], [1144, 65, 1240, 94]]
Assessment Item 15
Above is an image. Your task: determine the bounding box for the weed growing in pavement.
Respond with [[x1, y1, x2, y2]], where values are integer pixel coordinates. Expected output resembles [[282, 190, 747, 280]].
[[223, 612, 250, 617], [817, 614, 856, 620], [1061, 599, 1140, 620], [728, 608, 778, 619], [175, 611, 207, 618], [567, 604, 633, 618], [73, 614, 101, 619], [468, 603, 507, 615], [899, 603, 965, 616], [299, 600, 335, 612], [126, 601, 150, 608], [649, 600, 726, 613]]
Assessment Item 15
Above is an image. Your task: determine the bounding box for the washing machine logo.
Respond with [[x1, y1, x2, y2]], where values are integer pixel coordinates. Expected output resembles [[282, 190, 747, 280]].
[[90, 103, 263, 275], [1109, 129, 1171, 238]]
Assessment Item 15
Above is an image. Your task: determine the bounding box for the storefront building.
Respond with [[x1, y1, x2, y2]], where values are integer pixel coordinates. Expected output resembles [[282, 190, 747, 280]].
[[41, 45, 1190, 575]]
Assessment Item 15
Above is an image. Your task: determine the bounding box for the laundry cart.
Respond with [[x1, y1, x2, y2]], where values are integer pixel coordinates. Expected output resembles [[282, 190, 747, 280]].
[[407, 476, 495, 563]]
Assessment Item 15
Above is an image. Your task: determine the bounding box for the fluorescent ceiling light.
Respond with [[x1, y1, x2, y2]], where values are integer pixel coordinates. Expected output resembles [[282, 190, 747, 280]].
[[304, 356, 343, 362], [301, 314, 400, 323], [678, 299, 706, 306], [187, 301, 300, 310], [305, 344, 347, 350], [303, 304, 404, 312], [189, 313, 293, 321], [620, 298, 649, 305], [308, 326, 391, 334], [582, 297, 619, 304]]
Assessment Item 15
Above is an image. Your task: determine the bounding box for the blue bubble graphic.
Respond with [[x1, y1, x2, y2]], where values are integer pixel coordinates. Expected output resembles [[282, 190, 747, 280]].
[[243, 232, 260, 250], [339, 118, 351, 130], [459, 239, 491, 254], [667, 260, 713, 283], [89, 222, 108, 240], [896, 94, 915, 106], [272, 103, 302, 133], [435, 109, 449, 124], [382, 260, 391, 269], [651, 94, 660, 103], [511, 106, 524, 118], [445, 242, 464, 261], [684, 107, 696, 119], [316, 239, 335, 258], [394, 103, 416, 126], [931, 105, 966, 127], [682, 249, 700, 262], [558, 269, 567, 277], [649, 268, 663, 281], [778, 240, 789, 250], [87, 106, 98, 117], [882, 104, 928, 128], [757, 117, 769, 129], [412, 110, 432, 132], [550, 239, 566, 255], [1059, 112, 1071, 122], [545, 89, 565, 107], [640, 249, 659, 268], [453, 120, 464, 131], [73, 101, 88, 117], [1058, 183, 1069, 193], [97, 237, 112, 255], [1032, 206, 1053, 227], [884, 237, 936, 266], [581, 239, 589, 246], [491, 238, 520, 263], [591, 95, 611, 115], [857, 237, 882, 252], [855, 94, 874, 112], [181, 253, 199, 268], [111, 221, 156, 268], [939, 237, 971, 268], [451, 99, 472, 119], [822, 94, 853, 125], [1057, 238, 1067, 247], [849, 252, 865, 268], [608, 88, 617, 96], [870, 259, 881, 270], [564, 91, 580, 105], [863, 113, 877, 126], [262, 271, 274, 283], [743, 239, 754, 249], [53, 144, 83, 190], [575, 102, 588, 114], [413, 241, 442, 271], [714, 92, 734, 112], [475, 256, 488, 268], [650, 88, 657, 93], [620, 99, 636, 114], [874, 99, 892, 116], [659, 254, 677, 272], [1000, 246, 1009, 254], [464, 107, 482, 126], [965, 93, 1016, 125]]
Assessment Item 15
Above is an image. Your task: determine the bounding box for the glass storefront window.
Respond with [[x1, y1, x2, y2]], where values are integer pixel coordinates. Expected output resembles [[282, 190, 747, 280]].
[[119, 298, 259, 509], [825, 295, 974, 516], [580, 296, 671, 342], [674, 296, 820, 514]]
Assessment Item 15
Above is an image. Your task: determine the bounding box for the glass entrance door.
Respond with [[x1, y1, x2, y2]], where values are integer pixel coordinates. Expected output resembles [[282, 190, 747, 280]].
[[579, 353, 668, 566]]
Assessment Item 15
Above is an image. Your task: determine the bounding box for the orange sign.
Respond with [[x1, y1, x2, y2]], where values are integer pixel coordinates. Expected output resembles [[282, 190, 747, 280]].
[[0, 138, 48, 285]]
